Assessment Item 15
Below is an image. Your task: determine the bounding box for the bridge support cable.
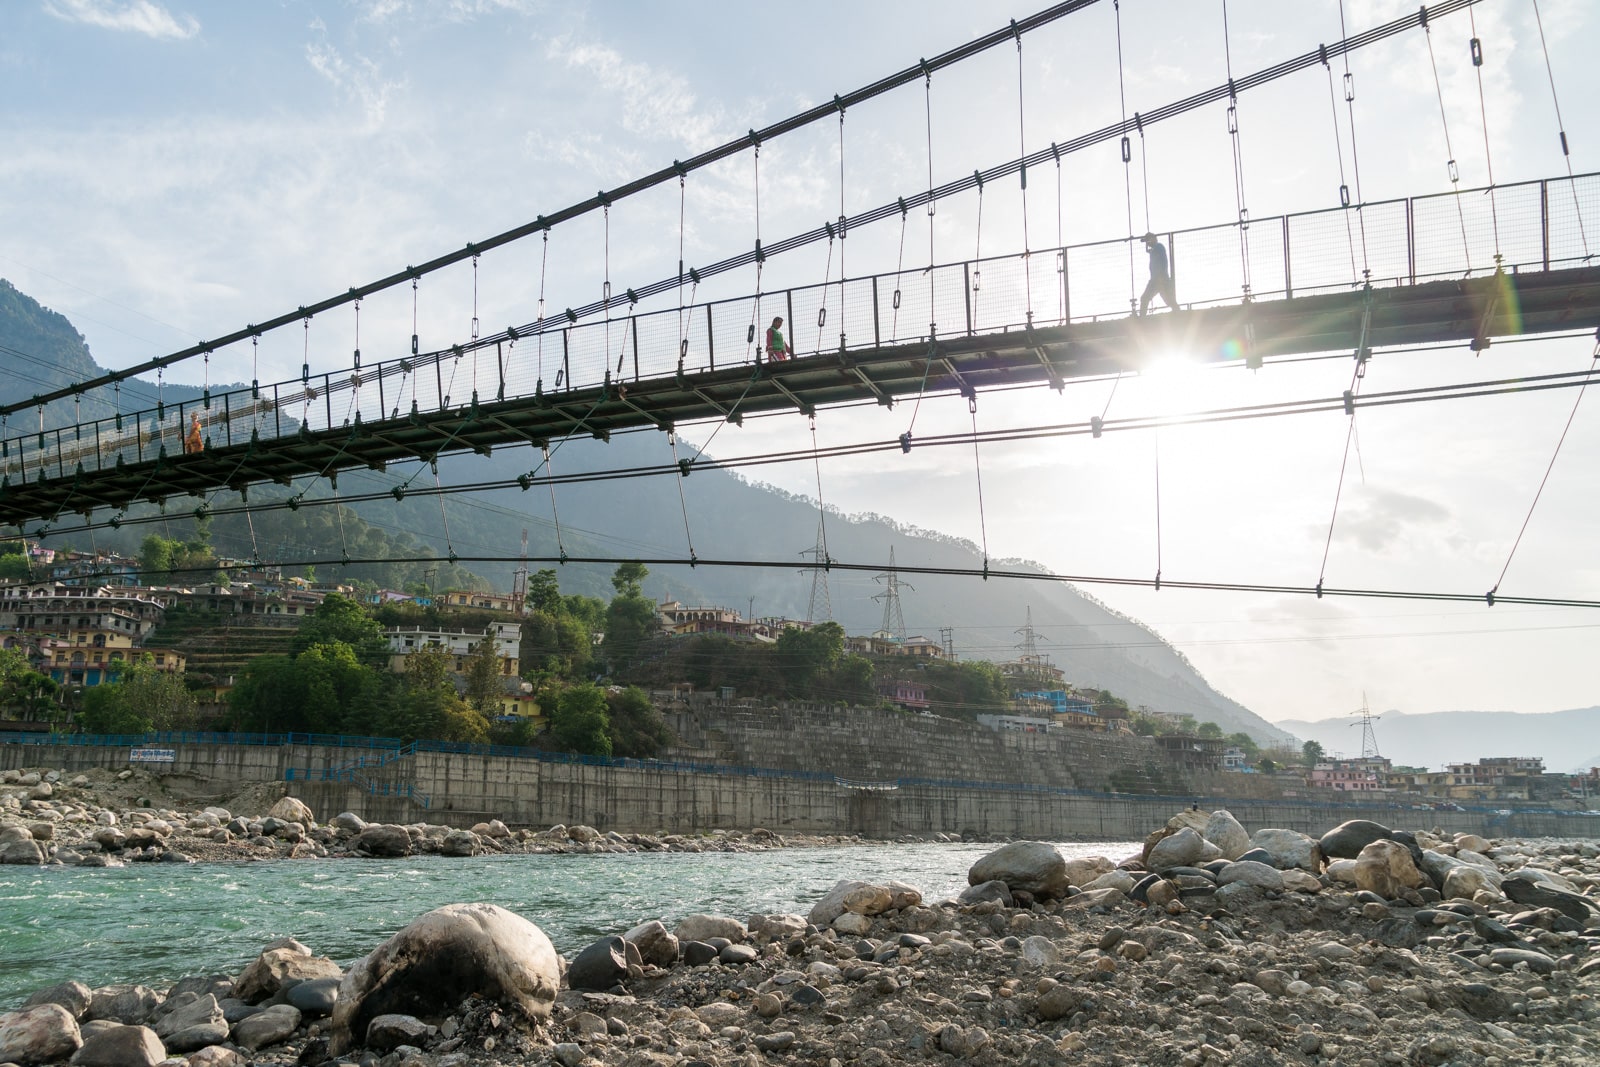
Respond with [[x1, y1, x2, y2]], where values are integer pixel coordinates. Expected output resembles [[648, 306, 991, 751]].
[[1320, 42, 1360, 284], [1054, 144, 1066, 324], [971, 174, 985, 331], [1221, 0, 1253, 300], [809, 415, 831, 571], [1315, 291, 1374, 598], [8, 0, 1114, 423], [837, 99, 848, 353], [1014, 21, 1033, 325], [924, 69, 937, 337], [1336, 0, 1371, 280], [1487, 333, 1600, 605], [1466, 5, 1502, 268], [1114, 0, 1137, 312], [749, 141, 766, 365], [536, 231, 549, 390], [1422, 7, 1472, 271], [667, 430, 697, 564], [968, 395, 990, 577], [1530, 0, 1588, 260], [1152, 426, 1162, 591]]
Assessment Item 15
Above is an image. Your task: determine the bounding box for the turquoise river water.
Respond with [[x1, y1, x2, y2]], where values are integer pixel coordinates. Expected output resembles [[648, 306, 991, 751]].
[[0, 840, 1134, 1008]]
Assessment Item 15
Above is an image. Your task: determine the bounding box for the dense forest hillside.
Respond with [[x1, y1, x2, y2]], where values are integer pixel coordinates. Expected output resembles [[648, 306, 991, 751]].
[[0, 279, 1292, 742]]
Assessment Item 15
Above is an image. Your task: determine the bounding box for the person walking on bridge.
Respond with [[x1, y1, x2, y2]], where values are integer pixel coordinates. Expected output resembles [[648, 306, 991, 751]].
[[183, 412, 204, 455], [1139, 232, 1177, 316], [765, 316, 794, 362]]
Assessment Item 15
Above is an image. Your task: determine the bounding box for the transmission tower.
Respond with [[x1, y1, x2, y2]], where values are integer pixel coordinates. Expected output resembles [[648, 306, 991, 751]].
[[799, 518, 832, 625], [1016, 606, 1045, 668], [1351, 694, 1382, 758], [939, 626, 955, 660], [872, 546, 911, 644], [510, 528, 529, 615]]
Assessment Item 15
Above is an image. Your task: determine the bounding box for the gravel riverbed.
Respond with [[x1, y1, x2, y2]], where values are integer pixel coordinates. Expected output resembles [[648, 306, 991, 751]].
[[2, 764, 1598, 1067]]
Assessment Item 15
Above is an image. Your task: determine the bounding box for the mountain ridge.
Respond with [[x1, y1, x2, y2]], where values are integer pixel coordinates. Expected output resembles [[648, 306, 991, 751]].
[[1277, 706, 1600, 774]]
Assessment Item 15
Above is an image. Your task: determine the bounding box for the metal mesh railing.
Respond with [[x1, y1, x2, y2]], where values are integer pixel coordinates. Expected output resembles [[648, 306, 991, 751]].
[[4, 173, 1595, 486]]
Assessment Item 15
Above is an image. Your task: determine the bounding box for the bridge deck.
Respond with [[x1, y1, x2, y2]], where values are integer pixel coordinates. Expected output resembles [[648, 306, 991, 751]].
[[3, 266, 1598, 528]]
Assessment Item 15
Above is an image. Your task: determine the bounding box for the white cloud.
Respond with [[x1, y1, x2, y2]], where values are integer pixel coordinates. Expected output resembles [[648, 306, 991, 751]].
[[542, 36, 730, 153], [304, 39, 403, 132], [42, 0, 198, 40]]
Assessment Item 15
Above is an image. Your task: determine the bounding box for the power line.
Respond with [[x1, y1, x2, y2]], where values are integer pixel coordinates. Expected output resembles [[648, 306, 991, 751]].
[[98, 551, 1600, 610]]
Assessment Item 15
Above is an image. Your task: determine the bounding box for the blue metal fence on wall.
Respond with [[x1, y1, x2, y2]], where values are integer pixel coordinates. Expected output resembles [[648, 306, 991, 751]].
[[3, 728, 1586, 819]]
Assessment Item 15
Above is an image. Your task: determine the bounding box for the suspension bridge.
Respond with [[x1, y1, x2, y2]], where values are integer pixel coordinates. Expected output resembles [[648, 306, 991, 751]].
[[2, 0, 1597, 609]]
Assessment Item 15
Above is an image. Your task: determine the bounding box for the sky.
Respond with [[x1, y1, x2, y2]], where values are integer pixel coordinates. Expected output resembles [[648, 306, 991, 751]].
[[2, 0, 1599, 732]]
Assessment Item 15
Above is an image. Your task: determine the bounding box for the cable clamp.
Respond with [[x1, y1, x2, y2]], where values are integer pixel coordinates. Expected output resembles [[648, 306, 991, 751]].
[[678, 458, 693, 478], [899, 432, 912, 454], [1153, 571, 1161, 592], [1486, 588, 1496, 607], [1343, 390, 1355, 416], [1315, 579, 1323, 599], [1090, 415, 1103, 438]]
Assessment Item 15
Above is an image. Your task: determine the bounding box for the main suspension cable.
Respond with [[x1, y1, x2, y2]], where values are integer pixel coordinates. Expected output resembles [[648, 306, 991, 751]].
[[1422, 6, 1472, 270], [1530, 0, 1588, 260], [1466, 4, 1502, 267]]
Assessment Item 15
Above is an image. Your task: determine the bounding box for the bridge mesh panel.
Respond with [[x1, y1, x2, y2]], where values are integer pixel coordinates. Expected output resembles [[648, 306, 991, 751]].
[[1066, 242, 1138, 322], [1546, 174, 1599, 268]]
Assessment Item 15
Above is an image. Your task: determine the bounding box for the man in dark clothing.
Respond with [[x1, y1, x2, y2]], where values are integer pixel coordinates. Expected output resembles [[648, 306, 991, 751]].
[[1139, 232, 1177, 316]]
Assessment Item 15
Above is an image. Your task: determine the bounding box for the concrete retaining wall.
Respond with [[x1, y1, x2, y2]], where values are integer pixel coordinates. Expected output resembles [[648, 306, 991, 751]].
[[6, 740, 1595, 842]]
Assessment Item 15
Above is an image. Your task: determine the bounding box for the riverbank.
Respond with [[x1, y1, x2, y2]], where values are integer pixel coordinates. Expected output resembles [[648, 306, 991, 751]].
[[0, 765, 891, 868], [2, 791, 1597, 1067]]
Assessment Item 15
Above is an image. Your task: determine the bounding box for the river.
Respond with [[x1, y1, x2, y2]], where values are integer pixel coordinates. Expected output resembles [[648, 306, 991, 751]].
[[0, 839, 1136, 1007]]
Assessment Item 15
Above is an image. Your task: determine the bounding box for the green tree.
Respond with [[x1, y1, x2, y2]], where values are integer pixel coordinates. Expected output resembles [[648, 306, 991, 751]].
[[550, 683, 612, 756], [0, 648, 58, 722], [774, 621, 845, 694], [1130, 716, 1159, 736], [610, 561, 648, 599], [1197, 721, 1224, 739], [606, 686, 671, 758], [293, 593, 386, 661], [78, 654, 197, 734], [602, 594, 659, 671], [527, 569, 563, 613], [0, 554, 30, 581], [1302, 739, 1326, 768], [1227, 731, 1261, 761], [1258, 757, 1279, 773], [463, 637, 504, 714]]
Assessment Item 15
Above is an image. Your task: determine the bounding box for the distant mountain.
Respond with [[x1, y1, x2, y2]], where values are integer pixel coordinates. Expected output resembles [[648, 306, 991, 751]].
[[0, 278, 1293, 743], [1277, 707, 1600, 773]]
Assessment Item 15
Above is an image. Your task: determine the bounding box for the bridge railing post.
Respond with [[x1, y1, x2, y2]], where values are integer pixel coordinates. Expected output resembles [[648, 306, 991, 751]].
[[1541, 180, 1550, 271], [1406, 197, 1416, 285], [1282, 217, 1292, 299]]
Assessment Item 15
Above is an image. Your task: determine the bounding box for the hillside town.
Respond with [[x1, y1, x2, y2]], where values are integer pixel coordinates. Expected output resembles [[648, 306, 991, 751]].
[[0, 542, 1594, 810]]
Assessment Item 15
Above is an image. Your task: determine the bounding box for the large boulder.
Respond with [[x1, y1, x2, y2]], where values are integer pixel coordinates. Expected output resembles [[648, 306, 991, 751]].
[[1502, 873, 1597, 923], [1318, 820, 1393, 860], [230, 1003, 300, 1051], [0, 1002, 81, 1065], [0, 825, 44, 865], [1147, 828, 1207, 870], [1249, 829, 1321, 872], [234, 946, 342, 1004], [84, 985, 162, 1026], [966, 841, 1068, 898], [153, 994, 228, 1053], [266, 796, 314, 825], [350, 824, 413, 857], [68, 1024, 165, 1067], [623, 920, 680, 967], [673, 914, 746, 943], [22, 981, 93, 1020], [567, 936, 630, 991], [1062, 856, 1114, 887], [1216, 860, 1284, 891], [1352, 839, 1426, 899], [1443, 865, 1501, 900], [1203, 810, 1251, 860], [329, 903, 561, 1055], [1141, 809, 1210, 863], [807, 881, 897, 927]]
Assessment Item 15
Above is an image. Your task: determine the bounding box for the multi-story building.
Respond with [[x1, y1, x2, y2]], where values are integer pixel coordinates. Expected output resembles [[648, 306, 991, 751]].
[[384, 622, 521, 677], [1309, 760, 1384, 792], [438, 590, 522, 614], [0, 582, 185, 687]]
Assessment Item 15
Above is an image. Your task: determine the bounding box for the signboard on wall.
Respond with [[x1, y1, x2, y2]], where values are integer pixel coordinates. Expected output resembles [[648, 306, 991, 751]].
[[129, 748, 176, 764]]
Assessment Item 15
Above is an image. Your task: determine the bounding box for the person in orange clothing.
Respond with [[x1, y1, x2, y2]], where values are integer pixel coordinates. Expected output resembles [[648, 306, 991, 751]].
[[184, 412, 204, 454]]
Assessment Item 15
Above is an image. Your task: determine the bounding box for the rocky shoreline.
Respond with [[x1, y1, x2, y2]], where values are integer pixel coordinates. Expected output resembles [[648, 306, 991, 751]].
[[0, 766, 881, 865], [3, 771, 1600, 1067]]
